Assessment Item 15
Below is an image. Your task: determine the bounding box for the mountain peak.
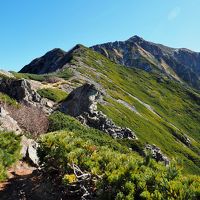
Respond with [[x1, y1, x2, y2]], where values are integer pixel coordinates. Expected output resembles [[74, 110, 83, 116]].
[[91, 36, 200, 89], [127, 35, 144, 42]]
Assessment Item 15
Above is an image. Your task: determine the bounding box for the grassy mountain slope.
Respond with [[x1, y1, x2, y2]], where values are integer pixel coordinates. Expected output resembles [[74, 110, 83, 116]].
[[17, 45, 200, 174], [57, 46, 200, 174]]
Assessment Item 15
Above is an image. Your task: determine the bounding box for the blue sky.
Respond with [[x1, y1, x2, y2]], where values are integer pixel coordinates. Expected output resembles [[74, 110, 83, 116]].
[[0, 0, 200, 71]]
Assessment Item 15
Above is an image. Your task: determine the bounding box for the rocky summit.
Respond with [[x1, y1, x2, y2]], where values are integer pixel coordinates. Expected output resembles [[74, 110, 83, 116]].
[[91, 35, 200, 89], [0, 36, 200, 199]]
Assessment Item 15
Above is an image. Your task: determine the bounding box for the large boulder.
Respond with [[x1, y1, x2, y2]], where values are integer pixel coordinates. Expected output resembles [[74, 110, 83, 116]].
[[61, 83, 137, 140], [20, 135, 39, 166], [61, 83, 100, 116]]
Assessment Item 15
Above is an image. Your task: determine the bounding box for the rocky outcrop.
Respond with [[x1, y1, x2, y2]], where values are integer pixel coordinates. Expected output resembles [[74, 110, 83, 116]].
[[0, 107, 22, 134], [20, 135, 39, 166], [0, 78, 41, 103], [78, 111, 136, 139], [145, 144, 170, 165], [61, 83, 101, 116], [61, 84, 137, 139], [0, 78, 54, 114]]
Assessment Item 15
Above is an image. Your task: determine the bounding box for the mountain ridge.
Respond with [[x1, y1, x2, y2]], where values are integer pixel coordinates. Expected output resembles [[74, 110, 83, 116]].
[[20, 35, 200, 90], [1, 40, 200, 198], [14, 38, 200, 174], [91, 35, 200, 89]]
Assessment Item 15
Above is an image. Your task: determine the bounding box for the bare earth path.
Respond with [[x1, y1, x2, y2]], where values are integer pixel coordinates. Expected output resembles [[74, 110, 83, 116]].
[[0, 162, 62, 200]]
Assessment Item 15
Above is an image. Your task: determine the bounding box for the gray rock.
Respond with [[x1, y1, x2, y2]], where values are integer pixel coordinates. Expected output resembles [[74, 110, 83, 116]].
[[61, 84, 137, 140], [20, 135, 39, 166], [61, 83, 100, 116], [145, 144, 170, 165], [0, 107, 22, 134], [0, 78, 42, 103], [0, 78, 54, 114]]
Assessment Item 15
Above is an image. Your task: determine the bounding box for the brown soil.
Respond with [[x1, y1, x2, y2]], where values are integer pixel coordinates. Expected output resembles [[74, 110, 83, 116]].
[[0, 161, 63, 200]]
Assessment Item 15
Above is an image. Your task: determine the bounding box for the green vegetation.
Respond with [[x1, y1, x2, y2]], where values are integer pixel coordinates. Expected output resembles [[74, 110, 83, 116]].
[[0, 92, 20, 108], [39, 130, 200, 199], [48, 111, 131, 152], [48, 111, 83, 132], [61, 46, 200, 174], [0, 131, 21, 181], [10, 69, 74, 82], [56, 68, 74, 80], [37, 88, 68, 103], [10, 71, 46, 82]]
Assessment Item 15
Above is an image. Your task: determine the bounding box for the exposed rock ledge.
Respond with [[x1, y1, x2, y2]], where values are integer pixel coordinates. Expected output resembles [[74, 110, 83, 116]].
[[145, 144, 170, 165], [61, 83, 137, 140], [0, 78, 54, 114]]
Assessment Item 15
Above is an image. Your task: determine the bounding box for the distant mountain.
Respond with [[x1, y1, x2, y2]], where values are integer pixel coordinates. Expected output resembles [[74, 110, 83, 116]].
[[19, 45, 82, 74], [91, 36, 200, 89]]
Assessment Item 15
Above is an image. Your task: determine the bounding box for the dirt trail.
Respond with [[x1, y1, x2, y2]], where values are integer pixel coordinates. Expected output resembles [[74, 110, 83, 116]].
[[0, 161, 61, 200]]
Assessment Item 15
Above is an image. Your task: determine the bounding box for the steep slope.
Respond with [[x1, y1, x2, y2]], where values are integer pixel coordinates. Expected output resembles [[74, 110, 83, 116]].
[[91, 36, 200, 89], [18, 45, 200, 174]]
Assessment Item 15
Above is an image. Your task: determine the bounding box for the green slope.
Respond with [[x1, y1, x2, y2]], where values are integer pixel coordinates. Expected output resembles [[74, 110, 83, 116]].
[[62, 46, 200, 174], [39, 113, 200, 199]]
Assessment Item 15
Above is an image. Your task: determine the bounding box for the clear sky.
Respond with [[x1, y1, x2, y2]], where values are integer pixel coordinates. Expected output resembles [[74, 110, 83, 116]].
[[0, 0, 200, 71]]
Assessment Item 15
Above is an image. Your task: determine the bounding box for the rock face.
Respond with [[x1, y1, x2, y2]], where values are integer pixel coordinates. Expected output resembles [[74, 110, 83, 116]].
[[91, 35, 200, 89], [0, 78, 41, 103], [145, 144, 170, 166], [0, 107, 22, 134], [61, 84, 137, 139], [0, 78, 54, 114]]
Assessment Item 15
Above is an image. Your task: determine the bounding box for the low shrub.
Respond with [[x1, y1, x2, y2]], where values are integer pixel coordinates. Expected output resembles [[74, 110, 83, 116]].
[[48, 112, 130, 152], [56, 68, 74, 80], [0, 131, 21, 181], [0, 92, 20, 108], [37, 88, 68, 103], [38, 131, 200, 199], [10, 71, 46, 82], [48, 111, 83, 132]]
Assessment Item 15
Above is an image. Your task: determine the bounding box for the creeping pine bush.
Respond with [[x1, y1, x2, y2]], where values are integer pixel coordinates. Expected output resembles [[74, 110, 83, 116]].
[[37, 88, 68, 103], [48, 112, 130, 153], [39, 131, 200, 200], [0, 131, 21, 181], [10, 71, 46, 82]]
